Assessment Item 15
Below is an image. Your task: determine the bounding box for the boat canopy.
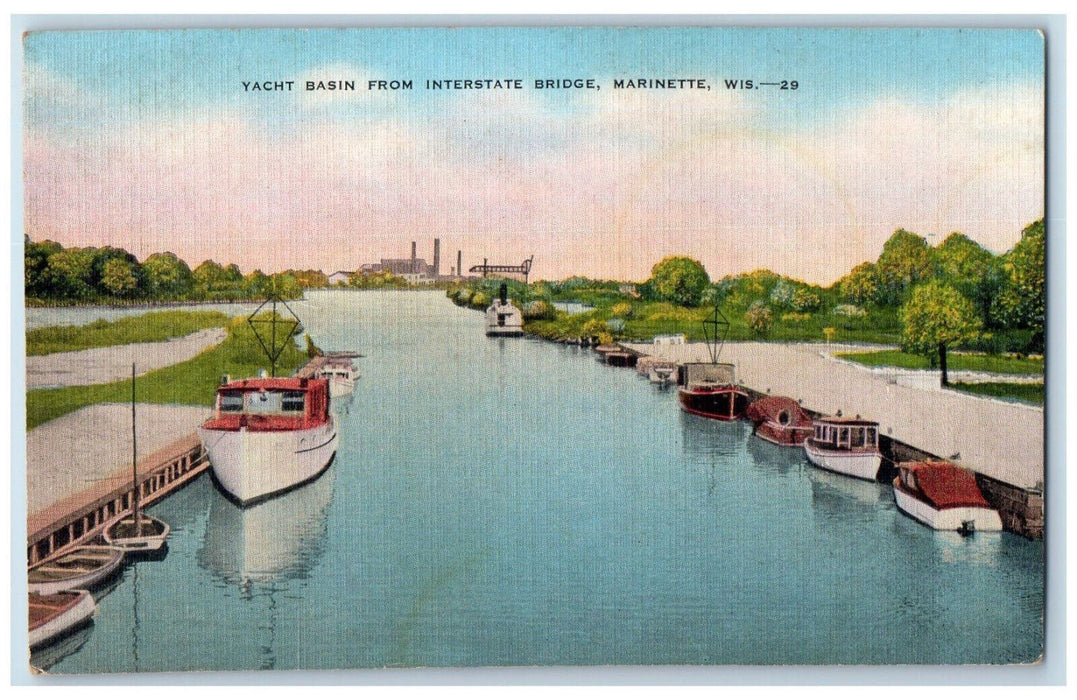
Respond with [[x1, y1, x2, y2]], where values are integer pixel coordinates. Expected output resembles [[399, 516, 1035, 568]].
[[900, 461, 992, 510], [205, 377, 331, 431], [812, 417, 879, 450], [746, 396, 812, 427]]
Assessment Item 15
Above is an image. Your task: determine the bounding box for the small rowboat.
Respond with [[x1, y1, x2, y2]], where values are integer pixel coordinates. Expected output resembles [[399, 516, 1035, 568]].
[[28, 546, 125, 595], [29, 590, 96, 649], [103, 512, 171, 552]]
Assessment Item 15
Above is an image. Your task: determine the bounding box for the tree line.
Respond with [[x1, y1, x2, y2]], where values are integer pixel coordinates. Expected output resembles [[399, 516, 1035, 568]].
[[23, 239, 309, 304]]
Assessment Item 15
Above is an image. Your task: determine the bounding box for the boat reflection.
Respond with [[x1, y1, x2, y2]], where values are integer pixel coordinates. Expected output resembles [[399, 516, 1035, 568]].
[[929, 529, 1002, 566], [746, 432, 804, 477], [679, 411, 750, 461], [197, 465, 335, 586], [29, 622, 93, 672], [809, 467, 887, 508]]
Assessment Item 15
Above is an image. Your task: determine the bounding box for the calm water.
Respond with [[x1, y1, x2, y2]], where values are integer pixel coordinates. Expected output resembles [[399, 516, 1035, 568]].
[[31, 290, 1044, 672]]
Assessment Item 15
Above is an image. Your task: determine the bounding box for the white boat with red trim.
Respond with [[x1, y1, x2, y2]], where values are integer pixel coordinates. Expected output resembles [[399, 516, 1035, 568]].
[[198, 376, 338, 506], [893, 461, 1003, 532]]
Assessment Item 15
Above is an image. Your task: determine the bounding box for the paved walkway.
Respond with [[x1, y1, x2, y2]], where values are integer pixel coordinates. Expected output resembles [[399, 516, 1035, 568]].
[[25, 327, 227, 389], [25, 403, 209, 516], [625, 342, 1044, 490]]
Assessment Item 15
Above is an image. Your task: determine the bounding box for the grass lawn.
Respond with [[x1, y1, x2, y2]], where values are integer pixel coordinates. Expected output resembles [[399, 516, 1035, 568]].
[[26, 316, 308, 430], [951, 382, 1044, 405], [27, 310, 231, 356], [836, 349, 1043, 375]]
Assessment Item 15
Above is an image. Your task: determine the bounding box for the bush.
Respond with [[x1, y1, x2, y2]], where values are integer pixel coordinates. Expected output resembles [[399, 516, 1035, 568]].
[[469, 292, 489, 309], [610, 302, 633, 318], [523, 300, 555, 320], [745, 301, 773, 336]]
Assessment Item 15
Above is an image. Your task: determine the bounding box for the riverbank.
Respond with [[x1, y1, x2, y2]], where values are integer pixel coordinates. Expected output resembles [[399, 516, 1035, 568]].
[[624, 341, 1044, 492], [26, 327, 227, 389]]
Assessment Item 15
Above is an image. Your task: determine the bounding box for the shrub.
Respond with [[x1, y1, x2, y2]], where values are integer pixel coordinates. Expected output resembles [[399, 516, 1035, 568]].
[[745, 301, 773, 336]]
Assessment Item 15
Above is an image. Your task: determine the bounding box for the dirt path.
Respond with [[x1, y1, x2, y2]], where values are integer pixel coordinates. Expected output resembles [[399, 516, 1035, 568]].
[[25, 327, 227, 389]]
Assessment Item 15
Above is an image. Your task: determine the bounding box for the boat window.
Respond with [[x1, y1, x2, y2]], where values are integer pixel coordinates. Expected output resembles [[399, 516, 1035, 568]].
[[282, 392, 305, 412], [851, 427, 864, 447], [866, 428, 877, 446], [839, 427, 849, 447], [219, 392, 244, 412], [246, 391, 283, 413]]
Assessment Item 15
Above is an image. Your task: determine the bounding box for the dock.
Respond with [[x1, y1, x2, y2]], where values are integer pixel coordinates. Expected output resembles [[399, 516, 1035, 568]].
[[26, 404, 212, 565], [622, 341, 1044, 538]]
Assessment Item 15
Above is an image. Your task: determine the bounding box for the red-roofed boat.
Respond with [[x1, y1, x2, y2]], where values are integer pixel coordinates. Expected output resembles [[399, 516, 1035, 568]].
[[198, 376, 338, 506], [892, 461, 1003, 532], [803, 416, 882, 481], [746, 396, 814, 446]]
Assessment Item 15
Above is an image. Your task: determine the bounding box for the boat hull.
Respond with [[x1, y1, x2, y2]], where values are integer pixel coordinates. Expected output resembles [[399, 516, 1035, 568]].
[[103, 514, 171, 552], [29, 591, 96, 649], [804, 439, 882, 481], [678, 386, 750, 421], [327, 376, 355, 398], [28, 546, 125, 595], [198, 419, 338, 506], [486, 326, 524, 337], [755, 421, 814, 447], [892, 482, 1003, 531]]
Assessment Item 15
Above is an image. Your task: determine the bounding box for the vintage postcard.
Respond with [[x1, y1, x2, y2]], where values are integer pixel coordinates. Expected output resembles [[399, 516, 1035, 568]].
[[17, 23, 1047, 677]]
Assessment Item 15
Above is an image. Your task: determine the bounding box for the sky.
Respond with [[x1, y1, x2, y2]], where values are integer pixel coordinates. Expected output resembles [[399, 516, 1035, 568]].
[[21, 27, 1045, 285]]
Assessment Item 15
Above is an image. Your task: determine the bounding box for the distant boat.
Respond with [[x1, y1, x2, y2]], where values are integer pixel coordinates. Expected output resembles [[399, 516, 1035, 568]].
[[28, 546, 125, 595], [893, 461, 1003, 532], [746, 396, 814, 446], [485, 283, 524, 337], [317, 352, 360, 398], [28, 590, 96, 650], [803, 416, 882, 481], [104, 363, 171, 552], [677, 305, 750, 421], [649, 363, 677, 385]]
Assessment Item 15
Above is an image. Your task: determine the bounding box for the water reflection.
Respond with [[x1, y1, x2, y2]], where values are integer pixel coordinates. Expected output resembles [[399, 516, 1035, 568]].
[[745, 432, 806, 477], [197, 466, 335, 586], [29, 623, 93, 671], [930, 530, 1002, 566], [809, 467, 887, 508]]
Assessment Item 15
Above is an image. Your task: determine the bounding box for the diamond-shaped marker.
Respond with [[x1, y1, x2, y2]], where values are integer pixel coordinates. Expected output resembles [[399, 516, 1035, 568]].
[[247, 294, 303, 377]]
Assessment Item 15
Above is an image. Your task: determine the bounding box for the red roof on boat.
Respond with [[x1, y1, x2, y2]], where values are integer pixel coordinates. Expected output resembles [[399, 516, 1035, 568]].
[[218, 377, 323, 392], [902, 461, 992, 510], [746, 396, 812, 426]]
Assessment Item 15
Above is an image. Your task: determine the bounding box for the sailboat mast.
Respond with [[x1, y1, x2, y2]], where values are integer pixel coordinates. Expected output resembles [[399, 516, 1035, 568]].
[[132, 363, 141, 535]]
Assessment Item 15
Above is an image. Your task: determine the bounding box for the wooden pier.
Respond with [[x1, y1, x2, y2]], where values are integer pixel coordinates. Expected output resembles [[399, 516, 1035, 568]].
[[27, 434, 209, 565]]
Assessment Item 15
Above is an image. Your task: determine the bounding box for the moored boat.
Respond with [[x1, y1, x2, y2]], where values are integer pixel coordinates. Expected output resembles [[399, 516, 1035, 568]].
[[198, 376, 338, 506], [676, 305, 749, 421], [29, 590, 96, 649], [803, 416, 882, 481], [317, 353, 360, 398], [103, 512, 171, 552], [746, 396, 814, 446], [28, 546, 125, 595], [648, 362, 677, 385], [485, 283, 524, 337], [892, 461, 1003, 532]]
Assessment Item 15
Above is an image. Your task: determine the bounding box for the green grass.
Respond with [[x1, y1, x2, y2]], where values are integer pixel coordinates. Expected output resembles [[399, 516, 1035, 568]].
[[836, 349, 1043, 375], [27, 310, 230, 356], [26, 316, 308, 430], [951, 382, 1044, 405]]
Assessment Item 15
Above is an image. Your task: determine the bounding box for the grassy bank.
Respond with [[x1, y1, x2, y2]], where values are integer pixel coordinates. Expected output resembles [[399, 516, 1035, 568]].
[[27, 310, 230, 356], [26, 315, 308, 429], [951, 382, 1044, 405], [836, 349, 1043, 375]]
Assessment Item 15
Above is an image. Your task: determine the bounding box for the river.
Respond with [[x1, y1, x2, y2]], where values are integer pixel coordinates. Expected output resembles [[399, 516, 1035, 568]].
[[28, 290, 1044, 673]]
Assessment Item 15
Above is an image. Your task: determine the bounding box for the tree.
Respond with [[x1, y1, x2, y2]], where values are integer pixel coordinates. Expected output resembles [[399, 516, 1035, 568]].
[[901, 280, 982, 386], [875, 229, 934, 305], [648, 256, 711, 307], [100, 257, 139, 297], [45, 247, 96, 300], [931, 232, 1001, 326], [838, 262, 879, 306], [24, 239, 63, 298], [143, 252, 194, 298], [994, 219, 1045, 341]]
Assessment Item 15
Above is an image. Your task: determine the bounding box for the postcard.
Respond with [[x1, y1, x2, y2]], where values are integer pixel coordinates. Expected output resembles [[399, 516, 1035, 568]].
[[18, 23, 1047, 677]]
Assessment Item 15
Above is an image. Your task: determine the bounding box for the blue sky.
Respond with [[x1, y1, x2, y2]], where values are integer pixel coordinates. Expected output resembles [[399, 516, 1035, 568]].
[[22, 27, 1045, 282]]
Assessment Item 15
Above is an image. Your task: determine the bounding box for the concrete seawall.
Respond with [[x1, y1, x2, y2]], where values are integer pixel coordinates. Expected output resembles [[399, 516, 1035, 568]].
[[624, 341, 1044, 537]]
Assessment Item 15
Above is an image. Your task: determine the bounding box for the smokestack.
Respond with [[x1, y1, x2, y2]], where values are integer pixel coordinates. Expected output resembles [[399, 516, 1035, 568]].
[[433, 239, 441, 277], [411, 241, 416, 261], [457, 250, 462, 279]]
